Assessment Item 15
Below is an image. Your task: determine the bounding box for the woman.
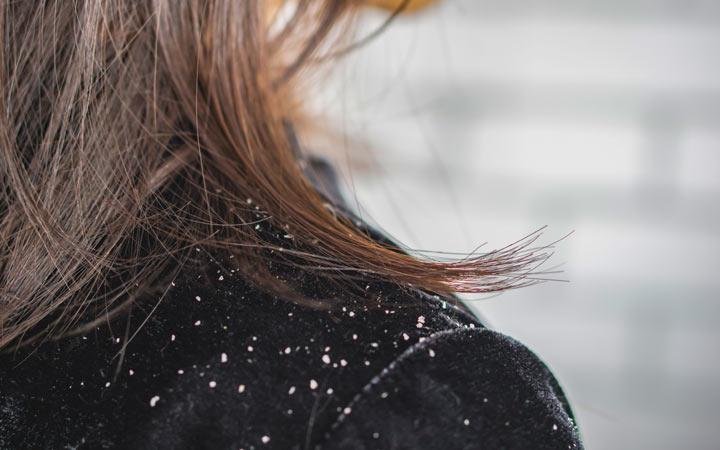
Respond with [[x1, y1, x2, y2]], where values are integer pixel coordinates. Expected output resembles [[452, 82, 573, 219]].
[[0, 1, 582, 448]]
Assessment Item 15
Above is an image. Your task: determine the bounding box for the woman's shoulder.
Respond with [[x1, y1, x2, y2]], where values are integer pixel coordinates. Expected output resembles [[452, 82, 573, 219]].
[[322, 325, 582, 449], [0, 248, 580, 449]]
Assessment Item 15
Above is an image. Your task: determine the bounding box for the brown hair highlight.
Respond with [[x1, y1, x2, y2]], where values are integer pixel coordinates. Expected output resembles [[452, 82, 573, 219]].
[[0, 0, 549, 350]]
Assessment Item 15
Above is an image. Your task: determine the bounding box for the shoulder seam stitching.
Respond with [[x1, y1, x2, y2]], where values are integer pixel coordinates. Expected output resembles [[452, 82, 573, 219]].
[[318, 326, 487, 446]]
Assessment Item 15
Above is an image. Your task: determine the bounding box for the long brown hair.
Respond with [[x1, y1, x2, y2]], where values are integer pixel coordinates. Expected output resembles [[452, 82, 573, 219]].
[[0, 0, 548, 350]]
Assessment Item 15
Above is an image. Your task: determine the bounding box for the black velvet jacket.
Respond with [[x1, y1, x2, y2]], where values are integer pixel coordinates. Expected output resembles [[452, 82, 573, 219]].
[[0, 161, 582, 449], [0, 250, 582, 449]]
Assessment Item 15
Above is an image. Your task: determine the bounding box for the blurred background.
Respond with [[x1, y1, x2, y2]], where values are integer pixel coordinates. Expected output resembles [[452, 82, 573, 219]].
[[311, 1, 720, 448]]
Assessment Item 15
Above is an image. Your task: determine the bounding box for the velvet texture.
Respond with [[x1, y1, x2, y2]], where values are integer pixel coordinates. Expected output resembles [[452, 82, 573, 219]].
[[0, 244, 582, 449], [1, 157, 582, 449]]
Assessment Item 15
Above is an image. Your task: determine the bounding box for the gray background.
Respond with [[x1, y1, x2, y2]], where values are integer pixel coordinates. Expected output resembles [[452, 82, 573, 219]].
[[313, 1, 720, 448]]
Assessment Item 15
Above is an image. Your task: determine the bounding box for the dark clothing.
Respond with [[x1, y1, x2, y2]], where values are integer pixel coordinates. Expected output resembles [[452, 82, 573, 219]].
[[0, 156, 582, 449], [0, 247, 582, 449]]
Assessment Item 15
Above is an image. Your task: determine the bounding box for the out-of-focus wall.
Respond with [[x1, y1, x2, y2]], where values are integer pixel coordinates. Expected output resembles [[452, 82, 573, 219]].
[[314, 1, 720, 448]]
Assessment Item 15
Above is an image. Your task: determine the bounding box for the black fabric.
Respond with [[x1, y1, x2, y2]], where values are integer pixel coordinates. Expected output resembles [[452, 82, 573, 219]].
[[1, 153, 581, 449], [0, 247, 582, 449]]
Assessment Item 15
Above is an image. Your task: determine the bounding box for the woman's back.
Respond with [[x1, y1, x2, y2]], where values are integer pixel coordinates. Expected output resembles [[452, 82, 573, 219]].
[[1, 247, 580, 449], [0, 1, 582, 448]]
